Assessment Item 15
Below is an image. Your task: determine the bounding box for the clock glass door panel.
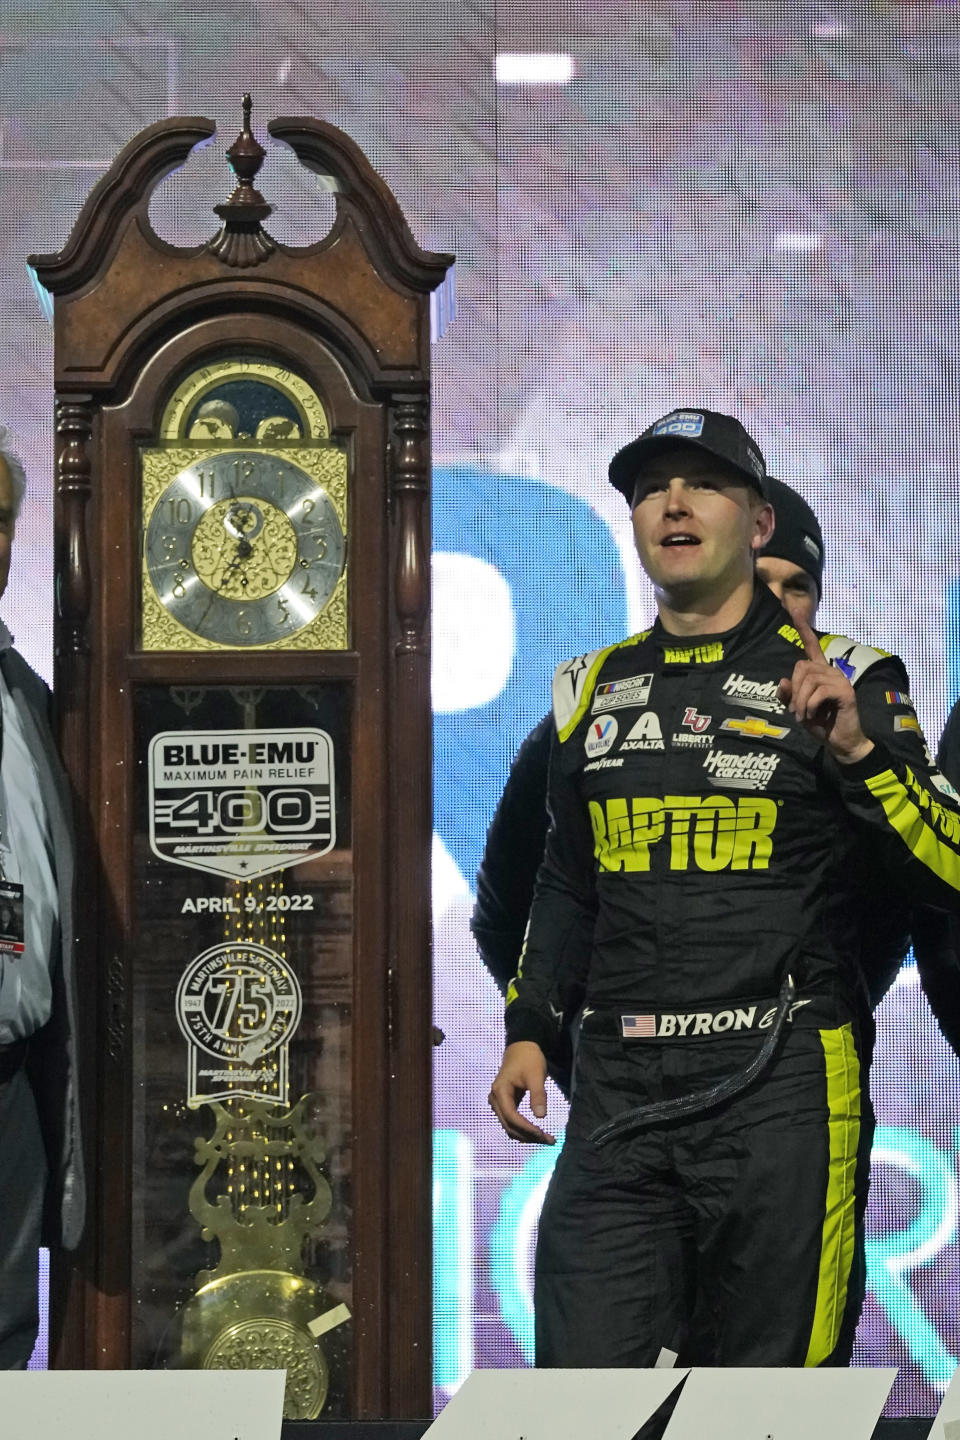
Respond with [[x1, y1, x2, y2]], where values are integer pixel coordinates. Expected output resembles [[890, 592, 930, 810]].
[[129, 682, 353, 1419]]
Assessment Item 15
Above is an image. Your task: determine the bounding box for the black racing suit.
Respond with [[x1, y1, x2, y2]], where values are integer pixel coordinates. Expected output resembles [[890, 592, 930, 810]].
[[506, 584, 960, 1369]]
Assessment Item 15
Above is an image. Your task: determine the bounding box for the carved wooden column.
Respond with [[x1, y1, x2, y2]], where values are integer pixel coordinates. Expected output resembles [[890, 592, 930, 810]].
[[387, 394, 432, 1409]]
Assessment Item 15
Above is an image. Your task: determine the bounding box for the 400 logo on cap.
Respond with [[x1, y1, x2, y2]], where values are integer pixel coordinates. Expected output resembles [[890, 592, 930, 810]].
[[176, 940, 302, 1106], [652, 410, 705, 439]]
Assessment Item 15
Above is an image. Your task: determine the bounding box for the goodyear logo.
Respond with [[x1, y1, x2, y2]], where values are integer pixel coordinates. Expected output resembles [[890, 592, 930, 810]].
[[588, 794, 777, 872], [663, 641, 724, 666], [720, 716, 789, 741]]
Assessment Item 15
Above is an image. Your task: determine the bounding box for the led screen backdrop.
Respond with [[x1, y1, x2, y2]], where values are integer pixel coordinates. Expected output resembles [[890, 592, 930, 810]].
[[3, 0, 960, 1416]]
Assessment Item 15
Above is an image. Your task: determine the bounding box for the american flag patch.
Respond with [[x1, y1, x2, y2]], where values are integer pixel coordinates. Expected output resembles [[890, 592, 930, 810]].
[[885, 690, 912, 706], [621, 1014, 657, 1038]]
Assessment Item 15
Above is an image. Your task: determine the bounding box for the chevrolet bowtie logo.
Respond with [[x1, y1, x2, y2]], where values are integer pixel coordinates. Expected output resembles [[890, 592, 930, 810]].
[[721, 716, 789, 740]]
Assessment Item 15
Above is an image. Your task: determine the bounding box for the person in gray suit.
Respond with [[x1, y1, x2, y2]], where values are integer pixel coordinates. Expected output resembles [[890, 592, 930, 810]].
[[0, 427, 83, 1368]]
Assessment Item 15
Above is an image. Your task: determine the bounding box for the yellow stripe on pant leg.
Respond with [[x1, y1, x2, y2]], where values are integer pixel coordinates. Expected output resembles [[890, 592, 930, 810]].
[[804, 1023, 861, 1367]]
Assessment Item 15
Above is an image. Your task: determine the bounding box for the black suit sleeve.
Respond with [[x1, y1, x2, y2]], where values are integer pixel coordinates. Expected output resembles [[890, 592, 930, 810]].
[[503, 724, 597, 1062], [938, 698, 960, 787], [904, 696, 960, 1058], [471, 716, 552, 996], [826, 662, 960, 910]]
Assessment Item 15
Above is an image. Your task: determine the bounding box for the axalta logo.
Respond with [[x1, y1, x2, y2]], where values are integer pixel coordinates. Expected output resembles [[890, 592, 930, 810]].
[[585, 714, 618, 758], [588, 794, 777, 872], [663, 641, 724, 665], [703, 748, 780, 791], [621, 712, 664, 752], [592, 672, 653, 714], [722, 672, 785, 713], [720, 716, 789, 741]]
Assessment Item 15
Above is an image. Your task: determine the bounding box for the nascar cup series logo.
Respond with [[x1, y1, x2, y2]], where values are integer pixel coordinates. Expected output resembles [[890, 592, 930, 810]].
[[591, 672, 653, 714], [176, 941, 302, 1106], [585, 714, 618, 758]]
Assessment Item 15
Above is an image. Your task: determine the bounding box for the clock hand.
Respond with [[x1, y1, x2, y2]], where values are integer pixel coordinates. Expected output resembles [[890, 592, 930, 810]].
[[192, 534, 256, 627]]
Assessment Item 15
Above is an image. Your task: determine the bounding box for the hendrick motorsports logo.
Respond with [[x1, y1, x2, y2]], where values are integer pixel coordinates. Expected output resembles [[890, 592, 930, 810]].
[[176, 941, 302, 1105], [148, 727, 335, 879], [722, 672, 785, 714]]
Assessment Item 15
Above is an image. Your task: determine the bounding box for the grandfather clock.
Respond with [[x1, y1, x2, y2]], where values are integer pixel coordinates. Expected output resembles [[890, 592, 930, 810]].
[[29, 99, 452, 1419]]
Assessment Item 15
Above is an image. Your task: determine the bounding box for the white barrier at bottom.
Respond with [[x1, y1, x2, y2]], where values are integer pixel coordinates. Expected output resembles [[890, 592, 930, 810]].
[[426, 1367, 689, 1439], [662, 1368, 896, 1440], [928, 1366, 960, 1440], [427, 1366, 899, 1440], [0, 1369, 286, 1440]]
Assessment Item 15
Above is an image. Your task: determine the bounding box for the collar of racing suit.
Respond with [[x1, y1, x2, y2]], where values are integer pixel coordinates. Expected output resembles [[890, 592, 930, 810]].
[[649, 579, 790, 666]]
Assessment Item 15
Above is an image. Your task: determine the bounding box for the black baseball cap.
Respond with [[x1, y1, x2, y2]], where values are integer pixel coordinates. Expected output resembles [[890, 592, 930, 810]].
[[762, 476, 824, 597], [609, 408, 768, 503]]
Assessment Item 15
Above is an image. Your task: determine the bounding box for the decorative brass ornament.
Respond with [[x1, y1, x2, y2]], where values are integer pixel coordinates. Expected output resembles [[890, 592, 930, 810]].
[[203, 1310, 328, 1417], [179, 1094, 346, 1419]]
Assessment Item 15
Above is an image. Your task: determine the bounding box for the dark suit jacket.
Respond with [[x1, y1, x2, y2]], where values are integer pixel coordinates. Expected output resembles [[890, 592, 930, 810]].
[[902, 703, 960, 1058], [1, 647, 84, 1250]]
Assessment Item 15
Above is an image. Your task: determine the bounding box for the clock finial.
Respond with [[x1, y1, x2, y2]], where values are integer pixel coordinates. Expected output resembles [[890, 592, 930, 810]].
[[207, 92, 276, 268]]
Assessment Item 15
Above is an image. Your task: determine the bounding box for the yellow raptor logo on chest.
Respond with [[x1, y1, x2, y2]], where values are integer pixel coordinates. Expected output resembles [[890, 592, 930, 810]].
[[589, 794, 778, 872]]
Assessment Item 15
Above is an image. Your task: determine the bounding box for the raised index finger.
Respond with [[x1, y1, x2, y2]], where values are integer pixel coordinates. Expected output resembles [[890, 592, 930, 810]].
[[793, 615, 825, 665]]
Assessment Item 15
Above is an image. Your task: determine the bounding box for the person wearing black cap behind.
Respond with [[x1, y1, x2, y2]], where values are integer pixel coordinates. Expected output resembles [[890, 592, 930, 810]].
[[488, 407, 960, 1374], [755, 475, 823, 621]]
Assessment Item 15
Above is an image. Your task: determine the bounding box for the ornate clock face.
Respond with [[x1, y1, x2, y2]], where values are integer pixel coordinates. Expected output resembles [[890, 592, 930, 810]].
[[144, 450, 345, 648]]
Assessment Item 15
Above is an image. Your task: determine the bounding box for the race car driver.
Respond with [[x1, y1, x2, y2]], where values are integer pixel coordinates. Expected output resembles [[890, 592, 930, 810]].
[[472, 476, 834, 1095], [488, 407, 960, 1371], [473, 476, 828, 1002]]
